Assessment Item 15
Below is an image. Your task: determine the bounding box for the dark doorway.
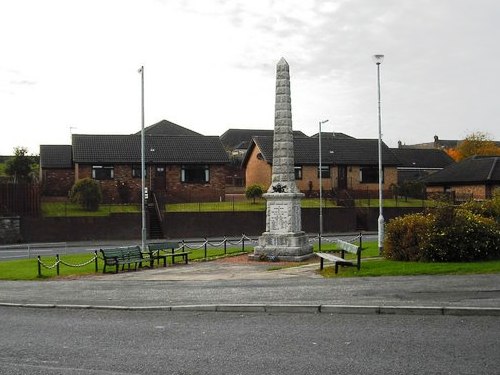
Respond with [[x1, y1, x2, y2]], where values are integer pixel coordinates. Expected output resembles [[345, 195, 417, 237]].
[[153, 166, 166, 191], [338, 165, 347, 189]]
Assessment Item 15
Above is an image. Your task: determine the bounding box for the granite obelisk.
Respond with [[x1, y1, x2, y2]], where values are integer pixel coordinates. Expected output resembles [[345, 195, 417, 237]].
[[250, 58, 313, 261]]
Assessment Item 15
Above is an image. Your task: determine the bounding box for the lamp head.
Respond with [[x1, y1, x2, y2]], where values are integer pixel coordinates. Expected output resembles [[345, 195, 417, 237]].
[[372, 54, 384, 65]]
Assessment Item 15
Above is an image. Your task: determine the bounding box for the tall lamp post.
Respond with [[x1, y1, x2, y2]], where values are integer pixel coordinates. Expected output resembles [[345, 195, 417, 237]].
[[373, 54, 384, 255], [318, 119, 329, 252], [139, 66, 146, 252]]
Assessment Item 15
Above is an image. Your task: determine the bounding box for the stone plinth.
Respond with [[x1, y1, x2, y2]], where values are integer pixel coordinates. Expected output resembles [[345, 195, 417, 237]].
[[250, 192, 313, 261]]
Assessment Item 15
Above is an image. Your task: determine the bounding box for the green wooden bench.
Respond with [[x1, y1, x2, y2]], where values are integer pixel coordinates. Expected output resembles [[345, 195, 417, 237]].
[[100, 246, 146, 273], [147, 242, 189, 267], [316, 239, 361, 274]]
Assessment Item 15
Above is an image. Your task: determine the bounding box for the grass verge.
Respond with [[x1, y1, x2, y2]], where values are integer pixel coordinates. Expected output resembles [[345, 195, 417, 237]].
[[320, 258, 500, 278], [42, 202, 141, 217], [0, 246, 251, 280]]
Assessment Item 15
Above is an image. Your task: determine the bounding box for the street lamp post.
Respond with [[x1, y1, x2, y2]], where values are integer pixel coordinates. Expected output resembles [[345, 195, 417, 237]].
[[318, 119, 329, 252], [373, 54, 384, 255], [139, 66, 146, 252]]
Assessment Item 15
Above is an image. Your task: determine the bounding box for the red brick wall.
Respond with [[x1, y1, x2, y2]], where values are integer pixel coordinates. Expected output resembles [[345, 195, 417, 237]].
[[41, 168, 75, 196], [165, 165, 227, 203], [75, 163, 227, 204]]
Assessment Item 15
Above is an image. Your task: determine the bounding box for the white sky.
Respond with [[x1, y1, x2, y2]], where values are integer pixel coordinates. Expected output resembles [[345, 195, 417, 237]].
[[1, 0, 499, 155]]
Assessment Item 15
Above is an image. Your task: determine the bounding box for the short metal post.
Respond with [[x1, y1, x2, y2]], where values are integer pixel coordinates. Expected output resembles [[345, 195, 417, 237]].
[[224, 237, 227, 255], [37, 256, 41, 277], [204, 238, 208, 260], [56, 254, 60, 276], [242, 234, 245, 252], [94, 251, 98, 272]]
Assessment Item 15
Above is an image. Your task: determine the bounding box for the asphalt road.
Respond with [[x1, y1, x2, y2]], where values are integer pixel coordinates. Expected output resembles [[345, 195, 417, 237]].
[[0, 233, 372, 261], [0, 306, 498, 375]]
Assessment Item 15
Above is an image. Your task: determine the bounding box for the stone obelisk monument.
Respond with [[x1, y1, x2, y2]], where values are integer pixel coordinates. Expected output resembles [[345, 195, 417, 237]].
[[250, 58, 313, 261]]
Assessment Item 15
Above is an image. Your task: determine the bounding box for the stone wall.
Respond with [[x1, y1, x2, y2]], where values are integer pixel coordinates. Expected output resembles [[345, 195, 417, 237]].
[[0, 216, 21, 244]]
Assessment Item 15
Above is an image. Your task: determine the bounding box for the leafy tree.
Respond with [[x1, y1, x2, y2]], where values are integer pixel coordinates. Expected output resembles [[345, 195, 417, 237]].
[[5, 147, 37, 182], [245, 184, 264, 203], [444, 148, 461, 162], [452, 132, 500, 161], [69, 178, 102, 211]]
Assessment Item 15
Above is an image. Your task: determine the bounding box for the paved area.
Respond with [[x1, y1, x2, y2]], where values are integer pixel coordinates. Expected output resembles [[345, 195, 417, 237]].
[[1, 258, 499, 315]]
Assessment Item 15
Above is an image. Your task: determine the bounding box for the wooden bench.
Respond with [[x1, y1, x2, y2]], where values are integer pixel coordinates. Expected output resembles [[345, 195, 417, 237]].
[[316, 239, 361, 274], [147, 242, 189, 267], [100, 246, 145, 273]]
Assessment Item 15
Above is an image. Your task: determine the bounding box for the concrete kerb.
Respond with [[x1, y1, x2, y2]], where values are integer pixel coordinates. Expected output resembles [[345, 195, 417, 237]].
[[1, 302, 499, 316]]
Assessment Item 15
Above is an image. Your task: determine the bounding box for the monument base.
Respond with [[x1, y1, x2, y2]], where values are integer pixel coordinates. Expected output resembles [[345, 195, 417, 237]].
[[249, 231, 314, 262]]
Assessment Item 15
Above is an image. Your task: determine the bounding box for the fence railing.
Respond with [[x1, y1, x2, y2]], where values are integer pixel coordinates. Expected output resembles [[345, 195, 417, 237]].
[[36, 235, 257, 277], [37, 252, 99, 277]]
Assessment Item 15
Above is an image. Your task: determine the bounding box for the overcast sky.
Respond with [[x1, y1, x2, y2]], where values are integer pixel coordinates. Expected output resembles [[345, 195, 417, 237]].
[[1, 0, 499, 155]]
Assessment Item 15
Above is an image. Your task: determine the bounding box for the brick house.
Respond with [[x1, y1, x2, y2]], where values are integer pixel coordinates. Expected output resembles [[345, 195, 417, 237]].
[[242, 135, 400, 198], [40, 120, 230, 203], [39, 145, 74, 196], [423, 155, 500, 200]]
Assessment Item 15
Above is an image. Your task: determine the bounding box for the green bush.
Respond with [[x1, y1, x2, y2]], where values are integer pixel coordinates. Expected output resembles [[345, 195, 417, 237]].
[[384, 204, 500, 262], [69, 178, 102, 211], [384, 213, 433, 261], [422, 208, 500, 262], [245, 184, 264, 203]]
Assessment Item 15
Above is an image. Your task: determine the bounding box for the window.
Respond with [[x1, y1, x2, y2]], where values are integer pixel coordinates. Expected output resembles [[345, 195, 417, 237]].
[[360, 167, 383, 183], [92, 165, 114, 180], [317, 166, 330, 178], [132, 165, 146, 178], [181, 165, 209, 183], [294, 166, 303, 180]]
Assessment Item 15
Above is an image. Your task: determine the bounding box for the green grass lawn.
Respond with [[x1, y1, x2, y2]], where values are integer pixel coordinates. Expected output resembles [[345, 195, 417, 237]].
[[320, 258, 500, 278], [166, 198, 431, 212], [42, 202, 141, 217], [2, 240, 499, 280], [0, 245, 251, 280]]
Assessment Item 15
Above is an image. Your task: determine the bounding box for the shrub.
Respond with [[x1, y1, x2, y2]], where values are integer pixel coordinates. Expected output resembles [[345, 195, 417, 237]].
[[69, 178, 102, 211], [384, 213, 433, 261], [384, 204, 500, 262], [245, 184, 264, 203], [422, 208, 500, 262]]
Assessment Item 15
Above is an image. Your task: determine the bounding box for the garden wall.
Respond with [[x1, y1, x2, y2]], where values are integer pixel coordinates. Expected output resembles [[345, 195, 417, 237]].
[[0, 216, 21, 244], [16, 207, 426, 243], [21, 214, 141, 242]]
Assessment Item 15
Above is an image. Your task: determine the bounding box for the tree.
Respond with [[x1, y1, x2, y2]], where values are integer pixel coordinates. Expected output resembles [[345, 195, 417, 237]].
[[5, 147, 37, 182], [245, 184, 264, 203], [69, 178, 102, 211], [453, 132, 500, 161]]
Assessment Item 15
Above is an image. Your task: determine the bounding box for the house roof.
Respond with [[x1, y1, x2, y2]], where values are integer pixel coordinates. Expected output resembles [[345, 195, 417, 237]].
[[391, 148, 455, 169], [72, 134, 229, 164], [310, 132, 355, 139], [39, 145, 73, 168], [134, 119, 202, 136], [220, 128, 308, 150], [423, 156, 500, 185], [243, 136, 399, 167]]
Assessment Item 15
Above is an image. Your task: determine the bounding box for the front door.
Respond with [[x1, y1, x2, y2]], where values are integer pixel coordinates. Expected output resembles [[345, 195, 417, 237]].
[[153, 166, 166, 191], [338, 165, 347, 190]]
